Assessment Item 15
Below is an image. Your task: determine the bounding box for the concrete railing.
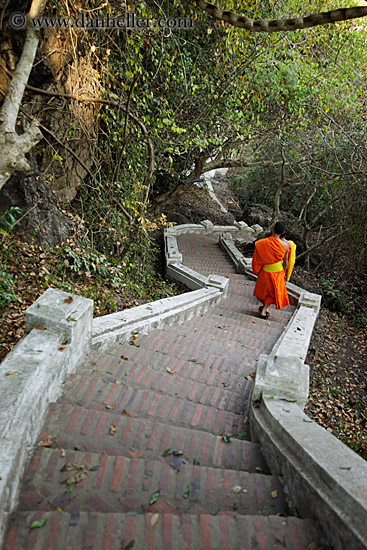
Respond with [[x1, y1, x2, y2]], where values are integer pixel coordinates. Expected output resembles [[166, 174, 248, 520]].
[[1, 221, 366, 550], [0, 288, 93, 543], [219, 232, 367, 550]]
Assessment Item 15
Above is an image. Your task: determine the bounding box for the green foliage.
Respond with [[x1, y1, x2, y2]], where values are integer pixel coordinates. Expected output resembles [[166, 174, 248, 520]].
[[0, 270, 16, 307], [0, 207, 22, 235]]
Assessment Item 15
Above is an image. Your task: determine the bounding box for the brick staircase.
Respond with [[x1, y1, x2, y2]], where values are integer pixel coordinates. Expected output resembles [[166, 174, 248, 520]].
[[4, 233, 325, 549]]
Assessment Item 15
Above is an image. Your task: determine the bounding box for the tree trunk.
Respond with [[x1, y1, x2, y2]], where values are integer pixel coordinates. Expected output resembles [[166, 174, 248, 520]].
[[0, 0, 46, 190]]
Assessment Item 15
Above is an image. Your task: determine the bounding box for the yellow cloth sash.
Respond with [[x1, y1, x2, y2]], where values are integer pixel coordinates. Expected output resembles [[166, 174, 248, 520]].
[[286, 241, 296, 281], [263, 261, 283, 273]]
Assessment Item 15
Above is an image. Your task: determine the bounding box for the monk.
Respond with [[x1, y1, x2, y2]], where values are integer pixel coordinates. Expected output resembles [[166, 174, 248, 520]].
[[252, 220, 290, 319]]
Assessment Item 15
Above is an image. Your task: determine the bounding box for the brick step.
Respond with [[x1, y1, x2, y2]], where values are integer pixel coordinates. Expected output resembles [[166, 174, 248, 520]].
[[197, 311, 285, 336], [212, 306, 295, 325], [18, 449, 287, 517], [65, 368, 249, 414], [185, 267, 236, 274], [131, 335, 268, 364], [5, 511, 324, 550], [82, 355, 252, 397], [123, 323, 281, 362], [83, 350, 252, 395], [85, 346, 258, 384], [61, 385, 249, 436], [38, 403, 266, 472]]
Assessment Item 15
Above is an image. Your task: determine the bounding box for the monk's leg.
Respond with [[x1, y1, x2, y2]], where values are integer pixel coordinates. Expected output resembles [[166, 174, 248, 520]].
[[260, 304, 270, 318]]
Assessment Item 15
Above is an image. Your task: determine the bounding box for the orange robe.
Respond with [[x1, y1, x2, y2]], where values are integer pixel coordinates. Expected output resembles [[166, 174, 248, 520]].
[[252, 236, 289, 310]]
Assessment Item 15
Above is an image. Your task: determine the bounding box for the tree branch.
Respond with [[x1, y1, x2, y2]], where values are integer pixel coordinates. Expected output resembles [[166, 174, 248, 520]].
[[197, 0, 367, 33]]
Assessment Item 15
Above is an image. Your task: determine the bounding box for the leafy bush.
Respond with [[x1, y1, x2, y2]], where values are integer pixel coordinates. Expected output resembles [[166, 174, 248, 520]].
[[0, 270, 16, 307]]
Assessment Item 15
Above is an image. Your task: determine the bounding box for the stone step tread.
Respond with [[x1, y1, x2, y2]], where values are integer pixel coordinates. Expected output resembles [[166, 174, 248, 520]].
[[18, 449, 287, 517], [85, 346, 259, 380], [61, 385, 249, 436], [64, 369, 249, 414], [39, 403, 267, 472], [6, 511, 323, 550], [82, 352, 253, 395]]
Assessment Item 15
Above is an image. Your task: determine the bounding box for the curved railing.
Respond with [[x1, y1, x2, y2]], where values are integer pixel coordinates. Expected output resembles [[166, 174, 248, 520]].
[[166, 223, 367, 550]]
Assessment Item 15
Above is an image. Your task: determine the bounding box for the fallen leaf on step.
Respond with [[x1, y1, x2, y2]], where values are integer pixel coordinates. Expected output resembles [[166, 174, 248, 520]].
[[166, 367, 177, 374], [172, 450, 183, 456], [183, 486, 190, 499], [105, 402, 116, 410], [109, 424, 117, 435], [64, 296, 73, 304], [122, 409, 127, 416], [222, 435, 231, 443], [115, 379, 122, 385], [222, 382, 229, 387], [146, 307, 152, 310], [66, 471, 87, 485], [60, 448, 65, 458], [37, 436, 53, 447], [233, 486, 242, 493], [151, 513, 159, 526], [267, 321, 271, 326], [89, 466, 101, 471], [162, 448, 172, 457], [121, 355, 128, 360], [125, 541, 135, 550], [35, 325, 47, 330], [149, 490, 160, 505], [30, 519, 47, 529], [61, 462, 86, 472], [271, 490, 278, 499], [5, 371, 17, 376], [59, 345, 65, 351], [55, 507, 62, 512]]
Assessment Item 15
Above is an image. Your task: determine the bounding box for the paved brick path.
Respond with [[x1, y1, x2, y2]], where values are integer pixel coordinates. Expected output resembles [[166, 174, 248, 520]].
[[4, 233, 325, 549]]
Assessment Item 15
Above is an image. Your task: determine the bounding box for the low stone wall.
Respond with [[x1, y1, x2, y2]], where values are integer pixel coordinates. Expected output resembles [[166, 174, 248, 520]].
[[218, 232, 367, 550], [0, 288, 93, 543]]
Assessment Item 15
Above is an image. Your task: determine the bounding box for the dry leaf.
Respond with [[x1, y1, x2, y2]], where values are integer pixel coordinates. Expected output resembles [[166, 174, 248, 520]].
[[267, 321, 271, 326], [110, 424, 117, 435], [166, 367, 176, 374], [271, 490, 278, 499], [64, 297, 73, 304], [115, 379, 122, 385], [151, 513, 159, 527], [122, 409, 127, 416], [121, 355, 128, 360], [35, 325, 47, 330], [55, 507, 62, 512], [63, 462, 86, 472], [59, 345, 65, 351], [61, 448, 66, 458], [37, 436, 53, 447], [5, 371, 17, 376], [233, 485, 242, 493], [66, 471, 87, 485], [105, 402, 116, 410]]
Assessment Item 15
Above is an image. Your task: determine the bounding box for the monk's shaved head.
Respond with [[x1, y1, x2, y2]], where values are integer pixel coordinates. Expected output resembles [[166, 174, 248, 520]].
[[274, 220, 287, 237]]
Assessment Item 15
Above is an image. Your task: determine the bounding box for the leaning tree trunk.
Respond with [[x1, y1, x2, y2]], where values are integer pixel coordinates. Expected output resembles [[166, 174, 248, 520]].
[[0, 0, 46, 190]]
